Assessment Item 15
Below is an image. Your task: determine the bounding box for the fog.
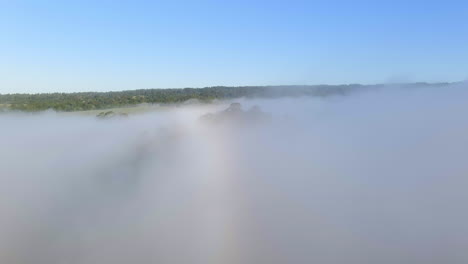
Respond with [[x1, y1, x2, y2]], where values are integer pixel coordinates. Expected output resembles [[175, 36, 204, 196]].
[[1, 83, 468, 264]]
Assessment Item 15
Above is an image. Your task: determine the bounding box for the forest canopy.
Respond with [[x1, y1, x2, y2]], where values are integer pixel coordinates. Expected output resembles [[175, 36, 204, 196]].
[[0, 83, 448, 112]]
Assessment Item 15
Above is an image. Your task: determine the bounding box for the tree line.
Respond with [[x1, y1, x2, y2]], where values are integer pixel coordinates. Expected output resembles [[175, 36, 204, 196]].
[[0, 83, 446, 112]]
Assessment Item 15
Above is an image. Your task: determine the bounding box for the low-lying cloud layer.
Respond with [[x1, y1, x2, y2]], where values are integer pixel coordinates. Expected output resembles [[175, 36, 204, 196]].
[[1, 83, 467, 264]]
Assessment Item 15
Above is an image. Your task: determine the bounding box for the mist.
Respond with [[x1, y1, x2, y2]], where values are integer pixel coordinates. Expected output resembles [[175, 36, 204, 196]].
[[1, 83, 467, 264]]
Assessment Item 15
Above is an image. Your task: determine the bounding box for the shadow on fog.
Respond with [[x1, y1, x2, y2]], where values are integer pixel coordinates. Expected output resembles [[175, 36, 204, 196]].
[[0, 83, 468, 264]]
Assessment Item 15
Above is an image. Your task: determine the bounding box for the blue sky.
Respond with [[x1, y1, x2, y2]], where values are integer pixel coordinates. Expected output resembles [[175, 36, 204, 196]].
[[1, 0, 467, 93]]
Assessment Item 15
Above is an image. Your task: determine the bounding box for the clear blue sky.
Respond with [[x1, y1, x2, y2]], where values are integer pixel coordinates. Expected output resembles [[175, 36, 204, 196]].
[[1, 0, 467, 93]]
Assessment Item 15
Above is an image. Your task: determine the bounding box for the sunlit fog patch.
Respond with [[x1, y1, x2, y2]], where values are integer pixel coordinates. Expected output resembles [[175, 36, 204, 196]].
[[1, 83, 468, 264]]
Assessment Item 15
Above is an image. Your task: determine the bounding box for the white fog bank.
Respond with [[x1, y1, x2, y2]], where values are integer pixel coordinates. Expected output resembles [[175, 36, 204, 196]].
[[1, 83, 468, 264]]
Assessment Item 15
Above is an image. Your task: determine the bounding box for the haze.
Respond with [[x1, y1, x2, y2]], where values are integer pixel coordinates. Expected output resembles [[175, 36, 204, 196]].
[[1, 83, 467, 263]]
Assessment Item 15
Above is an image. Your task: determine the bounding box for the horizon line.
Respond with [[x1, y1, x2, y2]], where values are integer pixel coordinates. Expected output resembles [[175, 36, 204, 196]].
[[0, 81, 462, 96]]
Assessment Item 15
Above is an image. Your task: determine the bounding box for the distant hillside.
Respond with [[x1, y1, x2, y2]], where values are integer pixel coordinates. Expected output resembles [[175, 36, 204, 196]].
[[0, 83, 451, 112]]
